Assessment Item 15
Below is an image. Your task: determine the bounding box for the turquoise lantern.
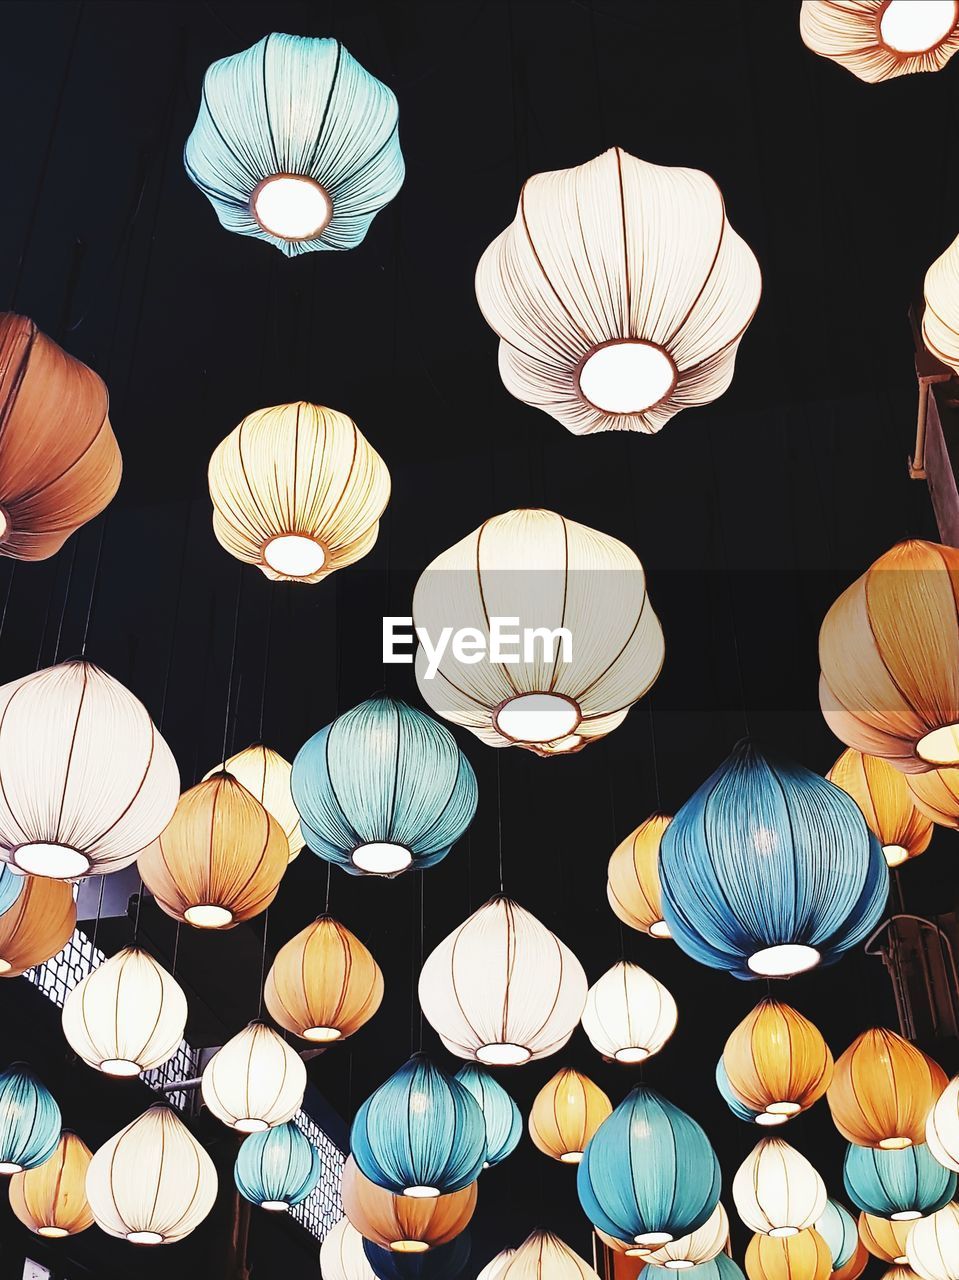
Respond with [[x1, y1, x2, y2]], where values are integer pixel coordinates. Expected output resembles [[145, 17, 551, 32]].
[[454, 1065, 521, 1169], [660, 741, 889, 980], [577, 1085, 721, 1247], [292, 697, 477, 877], [350, 1054, 487, 1197], [364, 1233, 471, 1280], [0, 1064, 61, 1174], [234, 1120, 321, 1211], [0, 865, 22, 917], [648, 1257, 745, 1280], [843, 1141, 956, 1220], [816, 1199, 859, 1270]]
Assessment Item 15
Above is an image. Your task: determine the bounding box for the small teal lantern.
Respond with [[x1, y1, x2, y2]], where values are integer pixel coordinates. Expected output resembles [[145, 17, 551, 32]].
[[0, 865, 23, 918], [843, 1141, 956, 1220], [0, 1064, 61, 1174], [454, 1065, 521, 1169], [577, 1085, 721, 1247], [351, 1054, 486, 1197], [364, 1232, 471, 1280], [234, 1120, 321, 1211], [293, 697, 477, 877], [185, 34, 404, 257], [816, 1199, 859, 1270], [648, 1257, 745, 1280]]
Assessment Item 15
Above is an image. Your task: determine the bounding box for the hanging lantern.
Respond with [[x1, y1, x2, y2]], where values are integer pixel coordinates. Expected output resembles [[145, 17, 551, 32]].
[[732, 1138, 827, 1238], [651, 1260, 744, 1280], [292, 696, 476, 877], [0, 1065, 61, 1174], [185, 34, 403, 255], [341, 1155, 477, 1252], [264, 915, 384, 1043], [927, 1076, 959, 1172], [474, 148, 760, 438], [799, 2, 959, 83], [643, 1202, 730, 1269], [924, 232, 959, 379], [745, 1229, 832, 1280], [827, 1028, 947, 1149], [501, 1231, 600, 1280], [529, 1068, 612, 1164], [478, 1251, 517, 1280], [722, 999, 833, 1121], [607, 814, 673, 939], [827, 750, 933, 868], [0, 313, 121, 561], [208, 402, 390, 583], [234, 1120, 320, 1211], [321, 1217, 380, 1280], [418, 896, 587, 1065], [595, 1226, 648, 1259], [85, 1103, 217, 1244], [0, 874, 76, 977], [816, 1200, 859, 1271], [0, 866, 22, 917], [580, 961, 677, 1064], [201, 1021, 306, 1133], [454, 1065, 521, 1169], [859, 1212, 917, 1266], [882, 1269, 925, 1280], [907, 1201, 959, 1280], [61, 946, 187, 1077], [577, 1085, 721, 1248], [204, 745, 303, 861], [0, 660, 178, 879], [907, 766, 959, 829], [843, 1143, 956, 1221], [351, 1054, 486, 1197], [9, 1130, 93, 1237], [716, 1058, 788, 1129], [830, 1240, 869, 1280], [659, 740, 888, 980], [138, 772, 288, 929], [412, 508, 663, 757], [364, 1232, 472, 1280]]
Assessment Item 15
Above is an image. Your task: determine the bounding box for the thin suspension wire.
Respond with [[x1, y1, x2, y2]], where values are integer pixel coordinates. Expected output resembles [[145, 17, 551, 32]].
[[257, 588, 275, 741], [171, 921, 181, 980], [647, 696, 663, 810], [324, 862, 332, 915], [90, 874, 105, 955], [220, 566, 244, 767], [52, 539, 80, 663], [496, 752, 504, 893], [607, 758, 626, 961], [257, 907, 270, 1018], [80, 513, 109, 657], [0, 566, 15, 644]]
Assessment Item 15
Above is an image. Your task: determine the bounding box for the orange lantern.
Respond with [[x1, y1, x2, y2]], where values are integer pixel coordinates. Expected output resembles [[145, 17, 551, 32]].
[[606, 814, 672, 939], [800, 2, 959, 84], [8, 1130, 93, 1237], [340, 1155, 476, 1252], [858, 1213, 914, 1266], [827, 1028, 947, 1149], [907, 766, 959, 830], [528, 1069, 612, 1164], [0, 874, 76, 976], [827, 750, 933, 867], [832, 1239, 869, 1280], [723, 999, 833, 1121], [745, 1229, 832, 1280]]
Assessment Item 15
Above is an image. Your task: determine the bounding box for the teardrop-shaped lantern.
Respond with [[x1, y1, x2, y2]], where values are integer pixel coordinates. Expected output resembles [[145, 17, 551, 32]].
[[827, 1028, 947, 1149], [292, 697, 476, 877], [926, 1075, 959, 1171], [454, 1065, 521, 1168], [580, 961, 677, 1064], [204, 744, 303, 860], [501, 1231, 600, 1280], [843, 1143, 956, 1221], [906, 1201, 959, 1280], [364, 1233, 472, 1280], [859, 1212, 918, 1265], [716, 1057, 788, 1129], [827, 749, 933, 867], [644, 1202, 730, 1268], [745, 1229, 832, 1280], [341, 1155, 477, 1252], [208, 403, 390, 582], [234, 1120, 320, 1211], [659, 741, 888, 980], [722, 1000, 833, 1121], [815, 1200, 859, 1271], [607, 814, 673, 939], [732, 1138, 827, 1238], [0, 874, 76, 977], [907, 766, 959, 829], [321, 1217, 380, 1280], [529, 1068, 612, 1164], [0, 1065, 61, 1174], [477, 1251, 517, 1280], [800, 2, 959, 84], [351, 1055, 487, 1197], [418, 896, 587, 1065], [201, 1021, 306, 1133], [9, 1130, 93, 1237]]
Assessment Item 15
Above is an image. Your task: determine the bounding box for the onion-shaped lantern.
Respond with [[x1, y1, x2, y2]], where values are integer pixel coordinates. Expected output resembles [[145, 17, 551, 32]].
[[652, 1260, 744, 1280], [454, 1065, 521, 1169], [908, 766, 959, 829], [0, 874, 76, 977], [924, 233, 959, 379], [341, 1155, 477, 1252], [716, 1057, 788, 1129], [607, 814, 673, 939], [477, 1251, 516, 1280], [659, 741, 888, 980], [474, 148, 760, 437], [0, 313, 121, 561], [927, 1076, 959, 1171], [351, 1054, 486, 1198], [292, 696, 476, 877], [827, 1028, 947, 1149], [644, 1202, 730, 1269], [843, 1143, 956, 1221], [9, 1130, 93, 1237], [321, 1217, 379, 1280], [364, 1233, 472, 1280], [722, 1000, 833, 1122], [234, 1120, 320, 1211], [412, 509, 663, 756], [800, 2, 959, 83], [732, 1139, 827, 1238], [529, 1068, 612, 1164], [0, 1065, 61, 1174], [418, 896, 587, 1065], [745, 1229, 832, 1280], [502, 1231, 600, 1280], [906, 1201, 959, 1280], [881, 1268, 924, 1280], [201, 1022, 305, 1133], [580, 961, 677, 1064], [204, 744, 303, 860], [827, 750, 933, 868], [208, 403, 390, 583], [816, 1200, 859, 1272], [859, 1213, 916, 1266]]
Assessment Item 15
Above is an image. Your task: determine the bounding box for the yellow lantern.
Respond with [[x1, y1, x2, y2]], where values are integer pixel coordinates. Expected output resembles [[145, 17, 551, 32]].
[[827, 1028, 947, 1149], [827, 749, 933, 867], [340, 1156, 476, 1252], [607, 814, 673, 939], [0, 874, 76, 977], [528, 1068, 612, 1164], [859, 1213, 915, 1266], [204, 744, 304, 861], [723, 999, 833, 1121], [9, 1131, 93, 1237], [745, 1228, 832, 1280]]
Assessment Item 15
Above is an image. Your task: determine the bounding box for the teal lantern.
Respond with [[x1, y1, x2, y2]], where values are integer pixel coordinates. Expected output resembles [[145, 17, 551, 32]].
[[0, 1064, 61, 1174], [816, 1199, 859, 1270], [648, 1257, 745, 1280], [0, 866, 23, 917], [843, 1141, 956, 1220], [454, 1065, 521, 1169], [234, 1120, 321, 1211]]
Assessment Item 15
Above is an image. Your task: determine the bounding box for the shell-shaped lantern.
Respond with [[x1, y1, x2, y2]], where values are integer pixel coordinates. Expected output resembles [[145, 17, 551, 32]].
[[607, 813, 673, 939], [9, 1130, 93, 1237], [827, 1028, 947, 1150], [341, 1155, 477, 1252], [732, 1138, 827, 1238], [201, 1022, 306, 1133], [827, 749, 933, 868], [580, 961, 677, 1064], [722, 999, 833, 1122], [0, 874, 76, 977], [529, 1068, 612, 1164], [800, 2, 959, 83], [204, 744, 304, 860], [234, 1120, 321, 1211]]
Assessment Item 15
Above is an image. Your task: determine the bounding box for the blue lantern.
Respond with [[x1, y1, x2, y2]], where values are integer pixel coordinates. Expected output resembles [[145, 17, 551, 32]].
[[293, 697, 477, 877], [234, 1120, 321, 1211], [351, 1054, 486, 1197], [843, 1141, 956, 1220], [648, 1257, 745, 1280], [0, 1064, 61, 1174], [659, 741, 889, 980], [577, 1085, 721, 1247], [185, 35, 404, 257], [364, 1233, 471, 1280], [816, 1199, 859, 1270], [454, 1065, 521, 1169], [0, 865, 23, 917]]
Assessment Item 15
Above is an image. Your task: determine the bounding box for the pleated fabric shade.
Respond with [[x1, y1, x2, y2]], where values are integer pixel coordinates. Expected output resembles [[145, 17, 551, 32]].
[[0, 1066, 61, 1174], [906, 1202, 959, 1280], [529, 1069, 612, 1164], [364, 1232, 472, 1280], [716, 1057, 788, 1129], [830, 1239, 869, 1280], [859, 1213, 916, 1265], [595, 1226, 648, 1259], [341, 1155, 477, 1251], [907, 766, 959, 829], [185, 34, 403, 256], [204, 744, 304, 860], [0, 660, 179, 880], [0, 313, 121, 561], [201, 1021, 306, 1133], [924, 233, 959, 377], [580, 961, 677, 1064], [827, 749, 933, 867], [0, 865, 22, 917], [0, 874, 76, 977], [732, 1139, 827, 1237], [454, 1065, 521, 1169], [643, 1202, 730, 1268], [321, 1217, 380, 1280], [827, 1028, 948, 1149], [412, 509, 663, 756], [9, 1130, 93, 1237], [607, 814, 673, 939], [815, 1200, 859, 1271], [208, 403, 390, 583], [651, 1259, 744, 1280], [501, 1231, 600, 1280], [843, 1143, 956, 1221], [477, 1250, 517, 1280], [474, 148, 760, 437], [234, 1120, 320, 1210], [744, 1229, 832, 1280], [882, 1268, 925, 1280], [800, 2, 959, 82], [927, 1076, 959, 1172], [722, 999, 833, 1121]]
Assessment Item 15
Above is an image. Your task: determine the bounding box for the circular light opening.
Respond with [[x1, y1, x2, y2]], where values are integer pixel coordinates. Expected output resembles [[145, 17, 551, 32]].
[[403, 1185, 440, 1199], [392, 1242, 430, 1254], [747, 944, 820, 977], [252, 175, 332, 241], [880, 1, 958, 53], [664, 1263, 695, 1272], [649, 920, 672, 940], [476, 1042, 532, 1066], [883, 843, 910, 868], [184, 904, 234, 929], [127, 1230, 164, 1245], [578, 340, 677, 414], [38, 1226, 68, 1238], [13, 841, 90, 879], [352, 842, 412, 875], [766, 1102, 801, 1117], [0, 959, 11, 975], [560, 1150, 583, 1164], [895, 1257, 909, 1266], [304, 1026, 342, 1043], [635, 1233, 673, 1247], [614, 1047, 650, 1064], [917, 723, 959, 765], [0, 1161, 23, 1174], [625, 1248, 650, 1259], [769, 1227, 800, 1239], [494, 693, 581, 745], [755, 1112, 789, 1127], [100, 1058, 141, 1078], [261, 1200, 289, 1212], [892, 1210, 922, 1222], [263, 535, 326, 579], [880, 1136, 913, 1150], [234, 1118, 269, 1134], [0, 510, 9, 540]]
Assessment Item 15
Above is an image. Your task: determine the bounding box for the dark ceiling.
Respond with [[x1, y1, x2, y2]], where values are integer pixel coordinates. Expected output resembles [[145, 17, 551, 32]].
[[0, 1, 956, 1278]]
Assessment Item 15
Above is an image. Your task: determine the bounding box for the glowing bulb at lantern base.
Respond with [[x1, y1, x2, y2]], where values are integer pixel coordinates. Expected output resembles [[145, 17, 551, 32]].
[[234, 1118, 269, 1134], [916, 723, 959, 765], [560, 1151, 583, 1164], [476, 1042, 532, 1066], [883, 843, 909, 868], [127, 1230, 164, 1245], [649, 920, 672, 939], [879, 0, 958, 54], [768, 1227, 799, 1239], [494, 694, 581, 744], [263, 535, 326, 578], [184, 904, 234, 928], [891, 1210, 922, 1222], [251, 175, 332, 241], [614, 1047, 650, 1064], [747, 944, 820, 977], [0, 1161, 22, 1174], [635, 1233, 673, 1247], [403, 1185, 440, 1199], [37, 1227, 68, 1239], [100, 1059, 141, 1078], [755, 1112, 789, 1127], [879, 1137, 912, 1151], [13, 841, 90, 879], [392, 1242, 430, 1254], [304, 1026, 342, 1043], [261, 1201, 289, 1212], [765, 1102, 801, 1117], [578, 340, 677, 414], [351, 842, 412, 875]]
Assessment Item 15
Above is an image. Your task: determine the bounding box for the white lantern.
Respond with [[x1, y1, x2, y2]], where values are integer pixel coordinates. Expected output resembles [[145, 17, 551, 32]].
[[926, 1076, 959, 1172], [906, 1202, 959, 1280], [580, 961, 677, 1064], [320, 1217, 378, 1280], [501, 1231, 600, 1280], [201, 1020, 306, 1132], [204, 744, 304, 861], [478, 1251, 518, 1280], [644, 1203, 730, 1270], [732, 1138, 827, 1238]]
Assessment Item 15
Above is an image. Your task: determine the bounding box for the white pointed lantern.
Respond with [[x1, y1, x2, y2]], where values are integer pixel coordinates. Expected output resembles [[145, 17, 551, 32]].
[[644, 1202, 730, 1269], [502, 1231, 600, 1280], [478, 1251, 518, 1280], [204, 744, 304, 861], [320, 1217, 379, 1280], [201, 1020, 306, 1132], [580, 960, 677, 1064], [732, 1138, 828, 1238], [906, 1201, 959, 1280], [926, 1076, 959, 1172]]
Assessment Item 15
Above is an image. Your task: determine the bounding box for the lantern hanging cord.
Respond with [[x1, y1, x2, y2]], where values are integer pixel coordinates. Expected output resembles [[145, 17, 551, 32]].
[[0, 565, 15, 647], [90, 873, 105, 956], [324, 861, 332, 915], [52, 539, 79, 664], [257, 907, 270, 1019], [80, 512, 109, 657], [647, 696, 663, 810], [257, 586, 274, 741], [496, 752, 505, 893], [220, 565, 244, 767], [607, 761, 627, 962], [171, 921, 181, 980]]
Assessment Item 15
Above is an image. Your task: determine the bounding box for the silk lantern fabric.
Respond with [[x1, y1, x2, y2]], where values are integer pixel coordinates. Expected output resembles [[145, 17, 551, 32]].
[[744, 1229, 832, 1280], [924, 231, 959, 378], [204, 744, 304, 860], [926, 1075, 959, 1172], [340, 1154, 477, 1251], [800, 2, 959, 83], [453, 1065, 521, 1168], [0, 874, 76, 977], [716, 1057, 785, 1128], [607, 814, 673, 939], [364, 1233, 471, 1280], [0, 1065, 61, 1174], [827, 1027, 947, 1149], [8, 1130, 93, 1237], [906, 1201, 959, 1280], [908, 765, 959, 829], [827, 749, 933, 867], [842, 1143, 956, 1220], [643, 1202, 730, 1267], [649, 1258, 745, 1280], [815, 1200, 859, 1270], [580, 961, 677, 1064], [234, 1120, 321, 1210], [321, 1217, 380, 1280], [858, 1213, 916, 1265], [722, 999, 833, 1121], [501, 1231, 601, 1280], [201, 1021, 306, 1132], [529, 1069, 612, 1163], [732, 1138, 827, 1237]]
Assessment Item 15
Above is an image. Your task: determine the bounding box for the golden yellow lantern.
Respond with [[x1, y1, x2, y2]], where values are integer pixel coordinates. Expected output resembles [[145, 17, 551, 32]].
[[859, 1212, 915, 1266], [827, 750, 933, 868], [607, 814, 673, 939], [827, 1028, 948, 1149], [0, 874, 76, 977], [723, 999, 833, 1122], [9, 1131, 93, 1237], [138, 773, 288, 929], [528, 1068, 612, 1164], [832, 1239, 869, 1280], [264, 915, 384, 1044], [340, 1155, 476, 1252], [204, 744, 304, 861], [745, 1228, 832, 1280], [800, 2, 959, 83], [907, 766, 959, 830]]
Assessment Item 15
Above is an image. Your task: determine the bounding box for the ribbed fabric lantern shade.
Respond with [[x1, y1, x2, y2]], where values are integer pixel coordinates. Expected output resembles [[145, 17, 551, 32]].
[[477, 1250, 517, 1280], [716, 1058, 788, 1128], [800, 2, 959, 82], [234, 1120, 320, 1210], [501, 1231, 600, 1280], [208, 403, 390, 583], [659, 741, 888, 980], [745, 1229, 832, 1280], [0, 1066, 61, 1174], [341, 1155, 477, 1252], [204, 745, 303, 860], [924, 234, 959, 377], [201, 1021, 306, 1133], [607, 814, 673, 939], [830, 1240, 869, 1280], [9, 1130, 93, 1237], [264, 915, 383, 1043], [292, 697, 476, 877], [474, 148, 760, 437], [644, 1202, 730, 1269], [732, 1139, 827, 1238], [882, 1268, 925, 1280], [859, 1212, 917, 1265], [529, 1068, 612, 1164], [580, 961, 677, 1064], [0, 874, 76, 977], [827, 1028, 947, 1149], [927, 1076, 959, 1171], [0, 313, 121, 561], [722, 1000, 833, 1121], [185, 34, 403, 255], [418, 897, 587, 1065], [0, 865, 22, 918], [138, 773, 288, 929], [907, 766, 959, 829], [816, 1200, 859, 1271], [595, 1226, 648, 1259], [906, 1201, 959, 1280], [650, 1259, 744, 1280], [454, 1065, 521, 1168], [827, 750, 933, 867], [364, 1232, 472, 1280], [412, 509, 663, 756], [843, 1143, 956, 1221], [321, 1217, 380, 1280]]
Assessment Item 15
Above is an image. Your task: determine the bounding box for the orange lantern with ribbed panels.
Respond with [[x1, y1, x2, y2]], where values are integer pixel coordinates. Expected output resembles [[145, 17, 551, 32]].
[[859, 1213, 915, 1266], [723, 1000, 833, 1123], [529, 1069, 612, 1165], [907, 766, 959, 830], [827, 1028, 947, 1149], [9, 1131, 93, 1237], [745, 1229, 832, 1280], [827, 750, 933, 868], [832, 1239, 869, 1280], [607, 815, 672, 940], [0, 874, 76, 977], [340, 1156, 476, 1252]]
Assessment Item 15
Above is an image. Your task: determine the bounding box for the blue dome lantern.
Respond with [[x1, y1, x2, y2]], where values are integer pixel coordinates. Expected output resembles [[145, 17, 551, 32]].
[[816, 1199, 859, 1270], [647, 1257, 746, 1280], [843, 1141, 956, 1220], [0, 1064, 61, 1174], [454, 1065, 521, 1169], [234, 1120, 321, 1211]]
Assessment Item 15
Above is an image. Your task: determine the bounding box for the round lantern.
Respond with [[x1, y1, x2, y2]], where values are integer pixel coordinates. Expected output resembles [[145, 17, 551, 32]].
[[580, 961, 677, 1064], [0, 866, 22, 917], [321, 1217, 379, 1280], [85, 1103, 217, 1244], [61, 946, 187, 1077], [351, 1055, 486, 1197], [859, 1213, 916, 1265], [474, 148, 760, 437], [907, 766, 959, 829], [607, 814, 673, 939], [722, 1000, 833, 1121], [138, 772, 288, 929], [529, 1068, 612, 1164], [292, 696, 476, 877], [0, 660, 178, 879], [881, 1269, 925, 1280], [745, 1229, 832, 1280], [185, 34, 403, 255], [830, 1240, 869, 1280], [364, 1233, 472, 1280], [501, 1231, 600, 1280], [816, 1200, 859, 1271], [0, 313, 121, 561], [716, 1057, 788, 1128], [827, 750, 933, 867], [478, 1251, 516, 1280], [927, 1076, 959, 1172], [650, 1260, 745, 1280], [454, 1065, 521, 1169], [595, 1226, 647, 1258], [659, 740, 888, 980], [0, 874, 76, 977], [644, 1202, 730, 1269], [264, 914, 383, 1043], [234, 1120, 320, 1211], [418, 896, 587, 1065], [412, 508, 663, 756], [201, 1021, 306, 1133], [843, 1143, 955, 1221], [204, 744, 303, 860], [341, 1155, 477, 1251], [9, 1130, 93, 1237], [800, 2, 959, 83], [732, 1138, 827, 1238], [907, 1201, 959, 1280], [925, 231, 959, 379], [0, 1066, 61, 1174], [208, 402, 390, 583], [827, 1028, 947, 1150]]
